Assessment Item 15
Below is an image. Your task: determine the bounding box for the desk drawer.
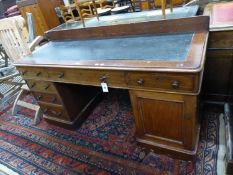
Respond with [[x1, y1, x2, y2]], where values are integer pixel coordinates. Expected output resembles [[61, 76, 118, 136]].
[[26, 80, 57, 93], [39, 102, 69, 120], [45, 68, 127, 88], [33, 92, 62, 105], [18, 67, 48, 79], [126, 72, 195, 92]]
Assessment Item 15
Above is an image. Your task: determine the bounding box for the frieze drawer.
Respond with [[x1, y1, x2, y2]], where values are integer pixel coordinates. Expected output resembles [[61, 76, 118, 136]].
[[45, 68, 128, 88], [18, 67, 48, 79], [126, 72, 197, 93]]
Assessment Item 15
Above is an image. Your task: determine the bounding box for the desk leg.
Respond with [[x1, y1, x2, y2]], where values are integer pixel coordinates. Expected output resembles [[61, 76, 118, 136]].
[[129, 90, 199, 160]]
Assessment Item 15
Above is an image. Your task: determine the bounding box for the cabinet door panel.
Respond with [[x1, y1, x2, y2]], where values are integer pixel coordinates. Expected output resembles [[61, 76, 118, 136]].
[[129, 90, 198, 150], [138, 97, 183, 143]]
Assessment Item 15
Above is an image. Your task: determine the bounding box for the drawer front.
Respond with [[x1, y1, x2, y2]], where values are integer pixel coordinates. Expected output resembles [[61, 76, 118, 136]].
[[26, 80, 56, 93], [33, 92, 62, 105], [17, 67, 48, 79], [45, 68, 127, 88], [208, 31, 233, 49], [39, 102, 69, 120], [126, 72, 195, 92]]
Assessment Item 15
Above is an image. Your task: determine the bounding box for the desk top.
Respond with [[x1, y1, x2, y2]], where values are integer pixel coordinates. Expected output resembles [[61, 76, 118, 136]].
[[15, 16, 209, 73], [49, 5, 198, 32], [204, 2, 233, 31], [17, 32, 192, 61]]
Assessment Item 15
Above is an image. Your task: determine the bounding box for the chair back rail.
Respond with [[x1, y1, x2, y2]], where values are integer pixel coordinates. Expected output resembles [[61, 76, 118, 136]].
[[0, 16, 31, 62]]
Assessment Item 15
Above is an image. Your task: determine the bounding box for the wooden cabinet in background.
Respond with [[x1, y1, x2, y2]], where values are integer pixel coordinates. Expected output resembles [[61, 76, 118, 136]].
[[203, 2, 233, 103], [17, 0, 60, 36]]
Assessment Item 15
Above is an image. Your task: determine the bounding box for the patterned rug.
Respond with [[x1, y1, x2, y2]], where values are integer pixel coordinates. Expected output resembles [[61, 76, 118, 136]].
[[0, 90, 219, 175]]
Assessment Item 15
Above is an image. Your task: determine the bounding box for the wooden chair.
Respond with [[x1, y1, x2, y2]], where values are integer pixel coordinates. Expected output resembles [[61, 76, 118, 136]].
[[74, 0, 99, 27], [58, 5, 79, 22], [159, 0, 173, 17], [0, 61, 24, 110], [98, 0, 114, 9], [0, 16, 43, 125]]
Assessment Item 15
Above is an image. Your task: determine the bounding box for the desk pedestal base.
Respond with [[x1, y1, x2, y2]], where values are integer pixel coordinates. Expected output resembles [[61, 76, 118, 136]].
[[130, 90, 200, 160]]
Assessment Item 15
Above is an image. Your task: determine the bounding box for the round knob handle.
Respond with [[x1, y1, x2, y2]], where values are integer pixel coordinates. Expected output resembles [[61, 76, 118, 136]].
[[99, 75, 107, 82], [137, 79, 144, 85], [58, 72, 64, 78], [44, 84, 50, 90], [21, 70, 27, 75], [36, 72, 41, 76], [171, 80, 180, 89], [56, 112, 62, 117], [51, 97, 57, 103], [30, 82, 36, 88]]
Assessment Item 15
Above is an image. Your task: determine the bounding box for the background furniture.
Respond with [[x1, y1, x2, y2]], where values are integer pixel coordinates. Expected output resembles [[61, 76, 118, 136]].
[[0, 0, 17, 18], [15, 16, 209, 160], [0, 16, 43, 124], [48, 5, 198, 30], [75, 0, 99, 27], [17, 0, 61, 36], [59, 4, 79, 22], [139, 0, 182, 13], [203, 2, 233, 103], [203, 2, 233, 174]]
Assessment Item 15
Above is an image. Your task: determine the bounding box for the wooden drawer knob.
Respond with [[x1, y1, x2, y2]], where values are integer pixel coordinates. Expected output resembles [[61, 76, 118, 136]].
[[55, 112, 62, 117], [21, 70, 27, 75], [44, 84, 50, 90], [29, 82, 36, 88], [171, 80, 180, 89], [36, 72, 41, 76], [137, 79, 144, 85], [51, 97, 57, 103], [58, 72, 64, 78], [99, 75, 107, 82]]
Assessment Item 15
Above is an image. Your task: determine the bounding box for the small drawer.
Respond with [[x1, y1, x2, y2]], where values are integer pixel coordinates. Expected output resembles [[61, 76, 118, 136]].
[[33, 92, 62, 105], [26, 80, 56, 93], [39, 102, 69, 120], [17, 67, 48, 79], [126, 72, 195, 92], [46, 68, 127, 88]]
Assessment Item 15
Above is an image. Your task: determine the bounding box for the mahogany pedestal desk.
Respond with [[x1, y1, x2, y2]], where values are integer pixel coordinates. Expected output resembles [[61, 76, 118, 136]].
[[14, 15, 209, 160], [204, 2, 233, 173]]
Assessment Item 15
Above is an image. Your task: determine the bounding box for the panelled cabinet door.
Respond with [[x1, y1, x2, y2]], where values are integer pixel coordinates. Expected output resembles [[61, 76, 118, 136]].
[[129, 90, 199, 158]]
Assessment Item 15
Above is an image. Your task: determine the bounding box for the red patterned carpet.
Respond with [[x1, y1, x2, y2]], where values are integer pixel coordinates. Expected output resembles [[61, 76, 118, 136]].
[[0, 90, 219, 175]]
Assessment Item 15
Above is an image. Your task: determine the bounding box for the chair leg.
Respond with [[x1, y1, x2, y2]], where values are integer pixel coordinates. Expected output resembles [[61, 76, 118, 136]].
[[12, 89, 42, 125], [33, 107, 42, 125], [12, 89, 24, 115], [161, 0, 166, 18], [170, 0, 173, 12]]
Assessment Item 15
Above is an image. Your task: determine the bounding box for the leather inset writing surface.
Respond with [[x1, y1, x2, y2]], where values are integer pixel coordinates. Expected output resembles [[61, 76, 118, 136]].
[[23, 33, 193, 62]]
